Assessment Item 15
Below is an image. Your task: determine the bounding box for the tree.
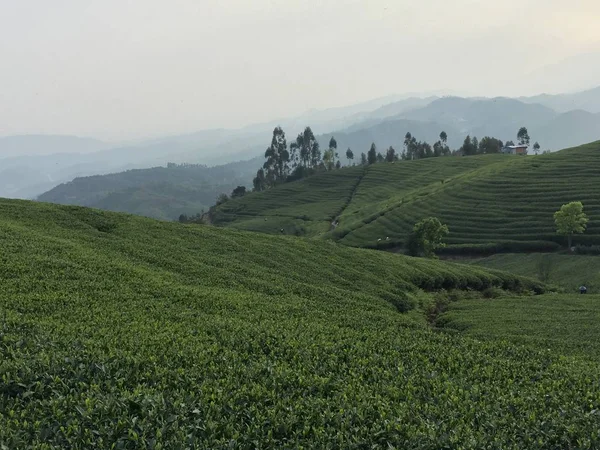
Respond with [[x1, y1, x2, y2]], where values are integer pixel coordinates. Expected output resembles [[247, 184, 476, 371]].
[[385, 146, 396, 162], [322, 148, 335, 170], [554, 201, 589, 248], [460, 135, 477, 156], [433, 141, 443, 157], [406, 217, 449, 258], [253, 168, 267, 192], [478, 136, 503, 154], [291, 127, 320, 169], [440, 131, 447, 145], [335, 160, 341, 170], [323, 136, 338, 170], [231, 186, 247, 198], [367, 143, 377, 165], [404, 132, 413, 160], [517, 127, 530, 146], [263, 127, 289, 187], [376, 152, 385, 163], [533, 142, 541, 155], [178, 214, 188, 223], [360, 152, 368, 165], [505, 140, 515, 147], [346, 148, 354, 165]]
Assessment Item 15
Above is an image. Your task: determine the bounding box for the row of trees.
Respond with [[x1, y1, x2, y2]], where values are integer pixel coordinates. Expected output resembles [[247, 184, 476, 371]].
[[253, 127, 342, 191], [252, 125, 544, 193]]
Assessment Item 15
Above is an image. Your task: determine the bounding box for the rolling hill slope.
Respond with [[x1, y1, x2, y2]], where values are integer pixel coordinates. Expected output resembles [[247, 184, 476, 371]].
[[12, 200, 600, 448], [38, 158, 260, 220], [211, 141, 600, 252]]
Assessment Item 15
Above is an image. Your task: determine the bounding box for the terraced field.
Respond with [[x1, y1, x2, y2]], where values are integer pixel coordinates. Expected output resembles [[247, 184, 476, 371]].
[[337, 142, 600, 250], [471, 253, 600, 293], [439, 294, 600, 359], [212, 141, 600, 253], [211, 166, 366, 235], [7, 199, 600, 448]]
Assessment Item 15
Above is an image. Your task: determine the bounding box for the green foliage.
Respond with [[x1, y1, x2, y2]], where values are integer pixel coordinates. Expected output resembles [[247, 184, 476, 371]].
[[2, 199, 582, 449], [554, 201, 589, 247], [231, 186, 247, 198], [367, 142, 377, 165], [440, 293, 600, 359], [262, 126, 290, 187], [345, 147, 354, 164], [211, 141, 600, 253], [478, 136, 504, 154], [471, 253, 600, 293], [38, 159, 260, 221], [407, 217, 449, 258], [517, 126, 531, 146]]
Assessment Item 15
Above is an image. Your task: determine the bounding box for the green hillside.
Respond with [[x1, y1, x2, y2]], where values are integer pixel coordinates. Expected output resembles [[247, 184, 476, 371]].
[[470, 253, 600, 292], [439, 293, 600, 359], [7, 199, 600, 447], [212, 141, 600, 253], [37, 158, 260, 221]]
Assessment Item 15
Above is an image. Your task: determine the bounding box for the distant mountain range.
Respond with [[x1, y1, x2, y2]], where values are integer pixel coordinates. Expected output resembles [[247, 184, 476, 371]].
[[2, 85, 600, 207]]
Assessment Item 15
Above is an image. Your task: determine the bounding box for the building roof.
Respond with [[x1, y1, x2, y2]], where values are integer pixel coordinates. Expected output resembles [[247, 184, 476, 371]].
[[505, 145, 528, 149]]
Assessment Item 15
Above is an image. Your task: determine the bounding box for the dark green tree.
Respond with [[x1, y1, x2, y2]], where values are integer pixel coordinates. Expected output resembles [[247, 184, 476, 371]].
[[385, 146, 396, 162], [440, 131, 447, 145], [346, 148, 354, 165], [252, 168, 267, 192], [360, 152, 368, 165], [406, 217, 449, 258], [517, 127, 530, 146], [478, 136, 503, 154], [461, 135, 477, 156], [263, 127, 290, 186], [231, 186, 247, 198], [533, 141, 541, 155], [291, 127, 320, 169], [367, 143, 377, 165]]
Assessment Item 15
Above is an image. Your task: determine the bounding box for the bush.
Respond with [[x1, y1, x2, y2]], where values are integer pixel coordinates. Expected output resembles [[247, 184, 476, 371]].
[[574, 245, 600, 255], [482, 287, 505, 299], [438, 241, 561, 256]]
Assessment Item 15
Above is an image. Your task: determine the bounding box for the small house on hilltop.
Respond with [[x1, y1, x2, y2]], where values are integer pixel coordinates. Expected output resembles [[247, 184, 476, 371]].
[[502, 144, 528, 155]]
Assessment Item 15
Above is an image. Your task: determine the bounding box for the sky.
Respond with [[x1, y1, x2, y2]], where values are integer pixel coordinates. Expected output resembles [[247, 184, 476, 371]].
[[1, 0, 600, 141]]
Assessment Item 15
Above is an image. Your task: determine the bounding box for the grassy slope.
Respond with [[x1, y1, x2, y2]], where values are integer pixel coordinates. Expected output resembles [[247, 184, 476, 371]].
[[212, 142, 600, 251], [38, 160, 259, 221], [4, 199, 600, 448], [470, 253, 600, 292], [439, 294, 600, 359]]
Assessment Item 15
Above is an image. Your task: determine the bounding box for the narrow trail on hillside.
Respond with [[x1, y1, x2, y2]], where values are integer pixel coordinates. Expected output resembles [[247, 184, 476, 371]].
[[330, 166, 369, 231]]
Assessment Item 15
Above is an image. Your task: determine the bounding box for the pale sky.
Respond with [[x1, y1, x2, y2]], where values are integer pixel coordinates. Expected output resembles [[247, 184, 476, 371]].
[[1, 0, 600, 140]]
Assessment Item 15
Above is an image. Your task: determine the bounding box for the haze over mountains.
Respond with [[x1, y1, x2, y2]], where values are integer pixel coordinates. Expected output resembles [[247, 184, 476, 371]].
[[2, 86, 600, 206]]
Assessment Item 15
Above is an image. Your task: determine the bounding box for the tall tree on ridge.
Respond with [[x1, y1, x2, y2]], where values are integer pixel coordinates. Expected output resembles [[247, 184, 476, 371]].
[[346, 148, 354, 165], [517, 127, 530, 146], [367, 143, 377, 165]]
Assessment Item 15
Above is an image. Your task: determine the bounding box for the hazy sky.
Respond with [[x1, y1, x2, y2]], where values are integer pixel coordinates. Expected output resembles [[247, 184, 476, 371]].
[[1, 0, 600, 140]]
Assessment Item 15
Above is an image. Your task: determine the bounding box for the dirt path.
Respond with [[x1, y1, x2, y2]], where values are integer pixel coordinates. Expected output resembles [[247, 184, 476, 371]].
[[330, 166, 368, 231]]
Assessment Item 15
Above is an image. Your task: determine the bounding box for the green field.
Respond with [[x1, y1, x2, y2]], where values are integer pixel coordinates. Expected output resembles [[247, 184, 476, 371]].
[[5, 199, 600, 447], [470, 253, 600, 293], [212, 142, 600, 253], [439, 294, 600, 359]]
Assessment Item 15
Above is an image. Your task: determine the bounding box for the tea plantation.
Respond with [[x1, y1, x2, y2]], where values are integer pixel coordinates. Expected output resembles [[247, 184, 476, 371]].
[[2, 199, 600, 448], [471, 253, 600, 292], [439, 293, 600, 359], [212, 141, 600, 253]]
